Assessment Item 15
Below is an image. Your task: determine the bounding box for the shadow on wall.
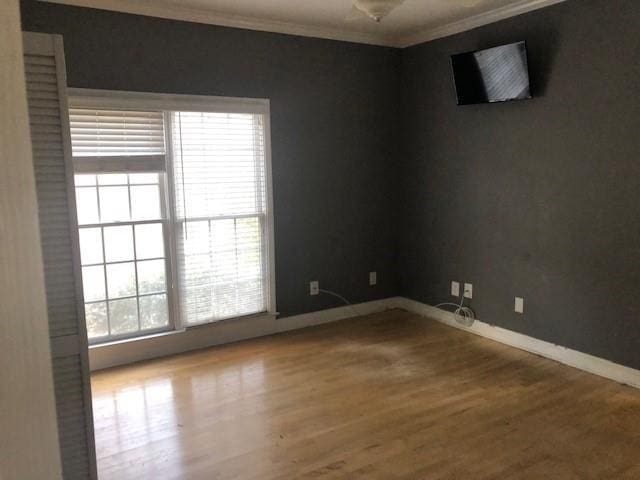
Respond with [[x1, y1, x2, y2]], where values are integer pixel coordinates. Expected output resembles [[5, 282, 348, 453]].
[[527, 24, 563, 97]]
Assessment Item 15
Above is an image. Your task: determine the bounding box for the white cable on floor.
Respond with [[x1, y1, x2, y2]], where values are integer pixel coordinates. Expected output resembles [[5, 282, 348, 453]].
[[435, 294, 475, 327]]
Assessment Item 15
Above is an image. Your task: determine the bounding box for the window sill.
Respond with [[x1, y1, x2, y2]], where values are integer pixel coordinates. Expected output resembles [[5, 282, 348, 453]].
[[89, 328, 184, 350], [88, 311, 277, 371]]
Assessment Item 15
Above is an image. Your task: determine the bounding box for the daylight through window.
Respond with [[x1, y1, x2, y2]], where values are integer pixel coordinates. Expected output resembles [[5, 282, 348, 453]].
[[69, 98, 273, 343]]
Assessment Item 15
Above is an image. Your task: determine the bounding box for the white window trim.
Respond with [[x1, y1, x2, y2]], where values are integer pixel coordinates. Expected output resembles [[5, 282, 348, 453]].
[[68, 88, 270, 115], [73, 155, 166, 174], [74, 175, 176, 344], [69, 88, 277, 339]]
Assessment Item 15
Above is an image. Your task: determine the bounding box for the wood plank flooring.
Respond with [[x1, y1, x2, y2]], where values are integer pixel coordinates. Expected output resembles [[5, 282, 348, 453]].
[[91, 309, 640, 479]]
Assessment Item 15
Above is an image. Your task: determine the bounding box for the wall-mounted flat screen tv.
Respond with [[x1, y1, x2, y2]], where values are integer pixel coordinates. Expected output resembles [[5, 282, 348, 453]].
[[451, 41, 531, 105]]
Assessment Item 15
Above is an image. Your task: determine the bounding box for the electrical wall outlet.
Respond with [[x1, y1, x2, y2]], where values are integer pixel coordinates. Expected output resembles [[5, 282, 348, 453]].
[[310, 281, 319, 296], [515, 297, 524, 314], [451, 281, 460, 297], [369, 271, 377, 286], [464, 283, 473, 299]]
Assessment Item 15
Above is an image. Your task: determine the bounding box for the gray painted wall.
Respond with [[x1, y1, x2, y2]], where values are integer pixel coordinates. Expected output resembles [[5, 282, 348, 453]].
[[21, 0, 640, 370], [21, 0, 401, 318], [399, 0, 640, 369]]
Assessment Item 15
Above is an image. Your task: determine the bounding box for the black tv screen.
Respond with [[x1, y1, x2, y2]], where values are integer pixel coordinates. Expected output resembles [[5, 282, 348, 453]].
[[451, 41, 531, 105]]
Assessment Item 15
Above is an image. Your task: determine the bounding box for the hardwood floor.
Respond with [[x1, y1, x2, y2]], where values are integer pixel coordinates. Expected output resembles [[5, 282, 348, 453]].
[[91, 309, 640, 480]]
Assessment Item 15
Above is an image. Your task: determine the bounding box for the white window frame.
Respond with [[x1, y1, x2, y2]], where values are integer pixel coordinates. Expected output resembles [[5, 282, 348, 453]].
[[69, 88, 277, 341], [74, 175, 175, 344]]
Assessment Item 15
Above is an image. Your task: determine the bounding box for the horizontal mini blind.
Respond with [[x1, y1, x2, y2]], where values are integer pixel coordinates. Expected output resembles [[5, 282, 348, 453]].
[[171, 111, 267, 325], [69, 108, 165, 156]]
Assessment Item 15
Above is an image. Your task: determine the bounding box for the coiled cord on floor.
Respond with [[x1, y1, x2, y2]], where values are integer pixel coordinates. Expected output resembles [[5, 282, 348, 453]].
[[435, 294, 475, 327]]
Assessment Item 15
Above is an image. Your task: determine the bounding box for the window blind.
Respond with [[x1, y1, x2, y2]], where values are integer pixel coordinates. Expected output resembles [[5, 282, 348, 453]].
[[69, 108, 165, 156], [171, 111, 267, 325]]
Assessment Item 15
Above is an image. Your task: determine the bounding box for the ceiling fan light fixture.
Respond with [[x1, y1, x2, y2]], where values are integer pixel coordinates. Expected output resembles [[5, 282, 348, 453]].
[[353, 0, 403, 23]]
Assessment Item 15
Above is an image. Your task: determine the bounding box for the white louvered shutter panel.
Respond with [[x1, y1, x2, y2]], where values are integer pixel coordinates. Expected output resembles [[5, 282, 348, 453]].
[[23, 32, 97, 480], [69, 108, 165, 156], [171, 111, 268, 325]]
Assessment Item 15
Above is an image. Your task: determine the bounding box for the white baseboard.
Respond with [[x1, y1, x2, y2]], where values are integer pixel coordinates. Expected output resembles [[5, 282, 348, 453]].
[[89, 297, 400, 371], [90, 295, 640, 390], [274, 297, 401, 333], [394, 297, 640, 390]]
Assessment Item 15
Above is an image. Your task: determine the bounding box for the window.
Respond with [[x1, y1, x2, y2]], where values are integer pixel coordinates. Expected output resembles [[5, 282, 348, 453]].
[[171, 112, 267, 325], [69, 93, 274, 344], [75, 172, 170, 340]]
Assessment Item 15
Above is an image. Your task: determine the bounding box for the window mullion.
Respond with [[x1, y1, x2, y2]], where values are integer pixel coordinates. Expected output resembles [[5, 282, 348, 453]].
[[131, 223, 142, 334], [78, 218, 164, 229], [100, 227, 111, 337], [163, 111, 183, 332]]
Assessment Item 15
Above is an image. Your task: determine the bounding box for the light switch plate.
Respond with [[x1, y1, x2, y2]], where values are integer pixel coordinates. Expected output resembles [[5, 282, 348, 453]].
[[451, 281, 460, 297], [515, 297, 524, 314], [369, 271, 377, 286]]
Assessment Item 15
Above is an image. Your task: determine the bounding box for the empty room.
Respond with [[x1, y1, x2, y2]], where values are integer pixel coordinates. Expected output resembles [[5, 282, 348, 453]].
[[2, 0, 640, 479]]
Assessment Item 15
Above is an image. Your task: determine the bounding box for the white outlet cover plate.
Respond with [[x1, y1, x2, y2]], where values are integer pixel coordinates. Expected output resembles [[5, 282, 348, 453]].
[[369, 272, 377, 286], [310, 281, 319, 296], [464, 283, 473, 299], [451, 281, 460, 297], [515, 297, 524, 314]]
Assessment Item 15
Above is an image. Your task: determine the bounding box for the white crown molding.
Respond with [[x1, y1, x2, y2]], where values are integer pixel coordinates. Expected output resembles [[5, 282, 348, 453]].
[[394, 297, 640, 390], [39, 0, 396, 47], [40, 0, 567, 48], [396, 0, 568, 48]]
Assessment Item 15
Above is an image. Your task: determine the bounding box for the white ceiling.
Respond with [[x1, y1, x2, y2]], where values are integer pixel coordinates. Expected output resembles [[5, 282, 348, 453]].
[[42, 0, 566, 47]]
